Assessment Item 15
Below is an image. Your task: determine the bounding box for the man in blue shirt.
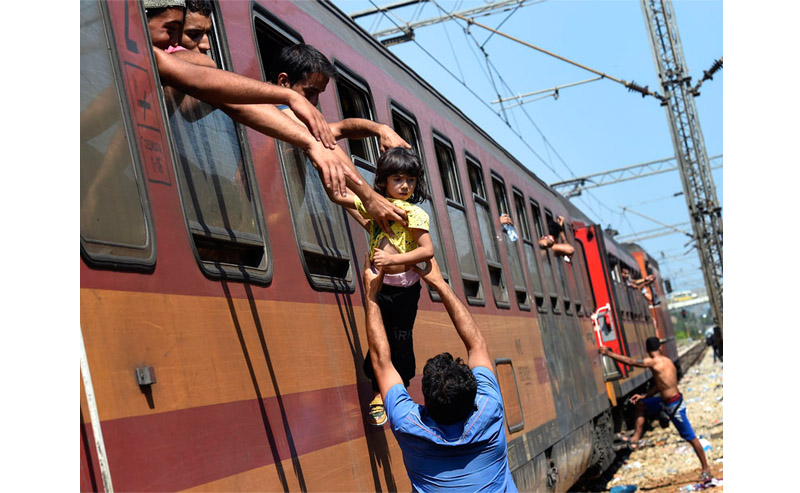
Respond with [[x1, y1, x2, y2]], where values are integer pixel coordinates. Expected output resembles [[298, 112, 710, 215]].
[[362, 256, 517, 492]]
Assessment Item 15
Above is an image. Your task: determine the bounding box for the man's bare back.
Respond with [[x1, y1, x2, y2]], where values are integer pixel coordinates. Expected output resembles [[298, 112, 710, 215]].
[[646, 353, 679, 401]]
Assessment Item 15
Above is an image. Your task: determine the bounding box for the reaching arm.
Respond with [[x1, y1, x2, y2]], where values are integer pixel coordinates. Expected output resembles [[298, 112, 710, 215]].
[[598, 346, 652, 368], [372, 230, 434, 269], [414, 259, 492, 371], [152, 47, 335, 149], [329, 119, 411, 153], [362, 255, 405, 399]]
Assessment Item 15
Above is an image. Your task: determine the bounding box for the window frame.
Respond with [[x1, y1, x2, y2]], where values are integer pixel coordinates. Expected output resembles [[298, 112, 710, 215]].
[[432, 131, 484, 306], [332, 61, 380, 165], [491, 174, 529, 311], [389, 101, 450, 301], [80, 0, 157, 271], [465, 153, 508, 309], [163, 1, 272, 284], [514, 189, 548, 313]]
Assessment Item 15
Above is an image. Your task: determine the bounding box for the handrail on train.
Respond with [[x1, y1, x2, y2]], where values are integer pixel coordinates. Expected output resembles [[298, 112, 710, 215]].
[[80, 325, 114, 493]]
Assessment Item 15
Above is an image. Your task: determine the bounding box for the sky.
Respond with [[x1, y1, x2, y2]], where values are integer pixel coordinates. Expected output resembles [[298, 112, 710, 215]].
[[331, 0, 723, 296]]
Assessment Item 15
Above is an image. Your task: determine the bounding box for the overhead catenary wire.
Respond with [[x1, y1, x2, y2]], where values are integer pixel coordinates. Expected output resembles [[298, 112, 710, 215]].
[[453, 13, 665, 101]]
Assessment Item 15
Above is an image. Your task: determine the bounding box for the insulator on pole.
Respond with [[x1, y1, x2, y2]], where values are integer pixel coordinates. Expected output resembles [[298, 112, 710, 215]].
[[626, 80, 650, 98]]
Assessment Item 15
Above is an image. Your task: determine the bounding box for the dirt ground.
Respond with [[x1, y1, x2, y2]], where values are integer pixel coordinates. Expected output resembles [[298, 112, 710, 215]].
[[573, 346, 723, 492]]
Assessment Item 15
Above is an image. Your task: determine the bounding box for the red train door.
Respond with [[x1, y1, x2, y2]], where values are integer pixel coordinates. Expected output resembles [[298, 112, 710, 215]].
[[573, 223, 630, 379]]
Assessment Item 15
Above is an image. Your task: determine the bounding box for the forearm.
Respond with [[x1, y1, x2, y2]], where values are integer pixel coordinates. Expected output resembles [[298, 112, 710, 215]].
[[155, 48, 294, 106], [385, 245, 434, 267], [433, 280, 486, 354], [330, 118, 385, 140], [221, 103, 313, 148], [605, 351, 644, 367]]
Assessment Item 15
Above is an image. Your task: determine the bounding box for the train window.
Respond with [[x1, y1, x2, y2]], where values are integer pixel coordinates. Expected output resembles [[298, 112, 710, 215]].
[[80, 0, 155, 269], [515, 191, 547, 313], [165, 3, 270, 283], [492, 176, 529, 310], [531, 201, 559, 313], [494, 359, 524, 433], [334, 64, 380, 165], [466, 156, 508, 308], [433, 133, 483, 304], [252, 6, 303, 83], [253, 11, 354, 291], [391, 103, 450, 300], [545, 210, 572, 314]]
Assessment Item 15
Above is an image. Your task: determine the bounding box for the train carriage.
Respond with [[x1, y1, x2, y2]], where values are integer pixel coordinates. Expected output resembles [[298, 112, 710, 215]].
[[80, 1, 675, 491]]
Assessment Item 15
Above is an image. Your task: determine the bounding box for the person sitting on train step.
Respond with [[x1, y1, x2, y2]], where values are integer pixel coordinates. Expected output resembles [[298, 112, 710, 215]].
[[143, 0, 408, 235], [538, 215, 574, 259], [598, 338, 711, 483], [271, 43, 411, 153], [363, 256, 518, 492]]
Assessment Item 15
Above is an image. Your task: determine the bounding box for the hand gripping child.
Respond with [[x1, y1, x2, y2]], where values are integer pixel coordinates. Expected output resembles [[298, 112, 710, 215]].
[[329, 147, 434, 425]]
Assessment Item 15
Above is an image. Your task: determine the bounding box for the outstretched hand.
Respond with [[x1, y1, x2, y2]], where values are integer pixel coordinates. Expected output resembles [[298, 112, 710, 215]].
[[363, 254, 384, 301], [597, 346, 610, 356], [379, 126, 412, 153], [288, 92, 336, 150]]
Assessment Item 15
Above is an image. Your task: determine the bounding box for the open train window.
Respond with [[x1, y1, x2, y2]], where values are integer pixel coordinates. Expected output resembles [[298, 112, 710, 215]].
[[80, 0, 155, 270], [466, 156, 508, 308], [253, 9, 354, 291], [514, 191, 547, 313], [433, 133, 483, 305], [492, 176, 529, 310], [165, 2, 270, 283], [545, 209, 572, 314], [252, 5, 303, 83], [531, 201, 559, 313], [334, 64, 380, 165], [391, 103, 450, 301]]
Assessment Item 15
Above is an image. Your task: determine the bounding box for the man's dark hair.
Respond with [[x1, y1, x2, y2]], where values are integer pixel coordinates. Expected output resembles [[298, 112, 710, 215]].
[[421, 353, 477, 425], [273, 44, 337, 85], [143, 0, 186, 19], [186, 0, 212, 15], [373, 147, 430, 204], [646, 336, 661, 352]]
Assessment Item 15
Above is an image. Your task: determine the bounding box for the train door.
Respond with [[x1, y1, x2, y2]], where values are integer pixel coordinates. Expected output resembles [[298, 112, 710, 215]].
[[573, 224, 628, 380]]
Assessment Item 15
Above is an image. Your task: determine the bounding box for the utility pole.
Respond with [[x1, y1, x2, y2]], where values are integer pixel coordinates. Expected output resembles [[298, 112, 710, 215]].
[[640, 0, 723, 332]]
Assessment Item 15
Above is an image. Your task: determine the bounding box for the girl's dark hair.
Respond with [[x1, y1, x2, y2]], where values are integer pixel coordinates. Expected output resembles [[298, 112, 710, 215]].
[[373, 147, 429, 204]]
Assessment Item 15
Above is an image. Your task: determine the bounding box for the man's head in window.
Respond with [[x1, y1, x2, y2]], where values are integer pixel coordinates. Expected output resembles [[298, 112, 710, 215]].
[[272, 44, 337, 107], [180, 0, 213, 54], [143, 0, 186, 50]]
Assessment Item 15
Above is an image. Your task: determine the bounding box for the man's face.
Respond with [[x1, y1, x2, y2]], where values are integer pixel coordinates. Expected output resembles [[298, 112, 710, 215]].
[[181, 11, 212, 53], [286, 72, 330, 107], [621, 268, 629, 280], [147, 8, 184, 50]]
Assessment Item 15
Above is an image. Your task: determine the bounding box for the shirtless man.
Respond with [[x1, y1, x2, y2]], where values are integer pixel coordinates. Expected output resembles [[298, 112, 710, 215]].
[[599, 337, 711, 481]]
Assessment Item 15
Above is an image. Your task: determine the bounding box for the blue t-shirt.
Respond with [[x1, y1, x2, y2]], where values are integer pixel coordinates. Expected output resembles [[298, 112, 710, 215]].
[[385, 366, 518, 492]]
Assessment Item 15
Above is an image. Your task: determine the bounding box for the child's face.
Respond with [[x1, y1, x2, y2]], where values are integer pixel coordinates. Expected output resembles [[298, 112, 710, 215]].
[[385, 173, 417, 201]]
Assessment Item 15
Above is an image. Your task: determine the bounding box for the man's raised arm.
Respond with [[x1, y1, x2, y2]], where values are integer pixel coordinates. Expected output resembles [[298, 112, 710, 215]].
[[362, 256, 404, 399], [598, 346, 653, 368], [414, 260, 492, 371]]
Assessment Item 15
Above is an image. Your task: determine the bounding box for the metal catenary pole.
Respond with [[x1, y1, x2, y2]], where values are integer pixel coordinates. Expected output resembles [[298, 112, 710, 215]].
[[640, 0, 723, 333]]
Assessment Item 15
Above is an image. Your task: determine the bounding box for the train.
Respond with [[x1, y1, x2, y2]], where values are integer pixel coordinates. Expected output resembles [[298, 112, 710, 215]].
[[80, 1, 679, 491]]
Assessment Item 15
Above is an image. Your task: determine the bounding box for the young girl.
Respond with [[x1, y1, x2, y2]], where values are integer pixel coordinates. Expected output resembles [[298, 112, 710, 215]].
[[331, 147, 434, 426]]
